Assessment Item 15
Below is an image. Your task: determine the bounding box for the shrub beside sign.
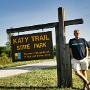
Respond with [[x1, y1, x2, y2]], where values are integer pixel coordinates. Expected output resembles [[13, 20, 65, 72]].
[[11, 31, 54, 62]]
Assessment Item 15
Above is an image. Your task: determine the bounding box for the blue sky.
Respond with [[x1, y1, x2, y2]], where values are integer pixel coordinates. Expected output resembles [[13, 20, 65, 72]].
[[0, 0, 90, 46]]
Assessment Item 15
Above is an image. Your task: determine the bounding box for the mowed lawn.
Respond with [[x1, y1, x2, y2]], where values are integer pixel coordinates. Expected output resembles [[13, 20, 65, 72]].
[[0, 63, 90, 90]]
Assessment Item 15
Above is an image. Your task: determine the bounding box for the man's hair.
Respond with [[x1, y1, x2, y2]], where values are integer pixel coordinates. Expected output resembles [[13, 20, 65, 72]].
[[74, 30, 80, 34]]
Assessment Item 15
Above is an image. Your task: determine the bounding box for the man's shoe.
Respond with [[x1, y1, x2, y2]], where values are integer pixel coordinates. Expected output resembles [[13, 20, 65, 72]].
[[83, 86, 87, 90], [87, 82, 90, 90]]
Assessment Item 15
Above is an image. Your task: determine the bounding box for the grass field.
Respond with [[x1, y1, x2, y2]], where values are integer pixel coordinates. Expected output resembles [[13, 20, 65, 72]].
[[0, 56, 90, 90], [0, 65, 90, 90]]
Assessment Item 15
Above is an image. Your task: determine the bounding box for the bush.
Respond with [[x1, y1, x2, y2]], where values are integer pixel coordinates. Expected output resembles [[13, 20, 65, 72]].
[[1, 52, 8, 57], [88, 48, 90, 56], [0, 55, 12, 65], [0, 46, 12, 57]]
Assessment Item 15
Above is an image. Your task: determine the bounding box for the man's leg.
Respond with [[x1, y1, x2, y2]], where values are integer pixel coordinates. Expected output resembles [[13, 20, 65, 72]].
[[80, 58, 89, 89], [71, 58, 90, 89], [82, 70, 87, 87], [75, 70, 89, 84], [82, 70, 90, 90]]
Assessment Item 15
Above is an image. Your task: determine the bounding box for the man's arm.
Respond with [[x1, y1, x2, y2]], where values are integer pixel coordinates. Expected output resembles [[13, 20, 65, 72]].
[[84, 39, 89, 57], [70, 48, 73, 59]]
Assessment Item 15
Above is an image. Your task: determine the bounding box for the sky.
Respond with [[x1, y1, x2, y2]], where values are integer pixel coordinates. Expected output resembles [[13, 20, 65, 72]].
[[0, 0, 90, 46]]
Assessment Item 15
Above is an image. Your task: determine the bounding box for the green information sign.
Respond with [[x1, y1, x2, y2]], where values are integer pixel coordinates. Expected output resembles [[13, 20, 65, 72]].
[[11, 31, 54, 62]]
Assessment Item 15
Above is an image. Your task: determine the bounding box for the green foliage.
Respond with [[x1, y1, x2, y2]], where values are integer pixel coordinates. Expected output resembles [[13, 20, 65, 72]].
[[0, 55, 12, 65], [0, 46, 12, 57], [87, 41, 90, 47], [87, 41, 90, 56], [0, 46, 6, 54], [0, 56, 56, 69], [1, 52, 8, 57], [5, 47, 12, 57], [88, 48, 90, 56], [6, 33, 14, 48], [0, 47, 12, 68]]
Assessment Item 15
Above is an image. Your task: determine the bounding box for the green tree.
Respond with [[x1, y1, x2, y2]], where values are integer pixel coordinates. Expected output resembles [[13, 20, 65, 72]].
[[6, 33, 14, 48], [5, 33, 14, 57], [87, 41, 90, 47], [87, 41, 90, 55], [0, 46, 12, 57]]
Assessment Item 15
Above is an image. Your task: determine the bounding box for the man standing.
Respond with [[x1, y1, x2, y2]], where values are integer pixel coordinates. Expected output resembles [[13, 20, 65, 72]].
[[69, 30, 90, 90]]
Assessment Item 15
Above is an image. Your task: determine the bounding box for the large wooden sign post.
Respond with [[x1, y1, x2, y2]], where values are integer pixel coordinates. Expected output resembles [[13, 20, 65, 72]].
[[6, 7, 83, 88]]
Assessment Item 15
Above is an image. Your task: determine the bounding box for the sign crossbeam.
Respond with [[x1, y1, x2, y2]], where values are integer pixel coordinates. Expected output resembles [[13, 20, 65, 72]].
[[6, 19, 83, 34]]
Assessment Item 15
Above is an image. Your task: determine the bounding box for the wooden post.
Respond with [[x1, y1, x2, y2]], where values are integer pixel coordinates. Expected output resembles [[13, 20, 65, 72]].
[[65, 44, 72, 87], [56, 7, 67, 88], [55, 30, 72, 88], [55, 26, 61, 87], [56, 7, 72, 88], [58, 7, 66, 88]]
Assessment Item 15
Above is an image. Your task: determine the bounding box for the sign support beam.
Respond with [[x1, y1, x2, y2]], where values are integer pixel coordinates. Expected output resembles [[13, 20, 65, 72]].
[[57, 7, 67, 87], [6, 19, 83, 34]]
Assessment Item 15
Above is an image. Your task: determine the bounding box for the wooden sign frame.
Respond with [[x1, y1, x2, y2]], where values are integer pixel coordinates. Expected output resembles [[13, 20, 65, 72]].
[[11, 31, 54, 62]]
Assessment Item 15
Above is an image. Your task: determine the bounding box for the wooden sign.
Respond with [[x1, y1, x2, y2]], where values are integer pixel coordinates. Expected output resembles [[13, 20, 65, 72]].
[[7, 7, 84, 88], [11, 31, 54, 62]]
